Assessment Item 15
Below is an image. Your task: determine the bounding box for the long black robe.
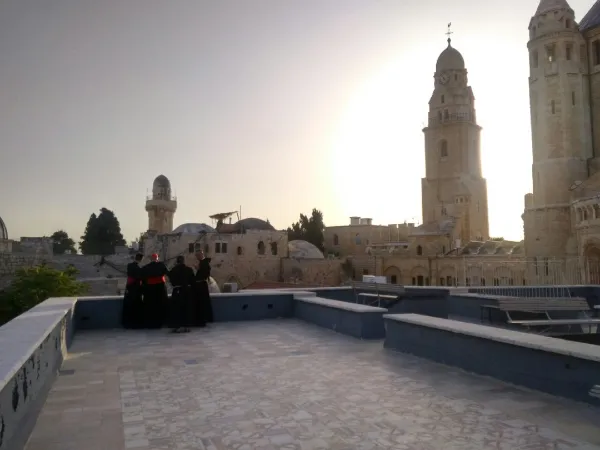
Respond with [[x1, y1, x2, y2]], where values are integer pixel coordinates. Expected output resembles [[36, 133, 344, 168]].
[[122, 261, 143, 329], [141, 261, 169, 328], [193, 258, 214, 325], [168, 263, 195, 329]]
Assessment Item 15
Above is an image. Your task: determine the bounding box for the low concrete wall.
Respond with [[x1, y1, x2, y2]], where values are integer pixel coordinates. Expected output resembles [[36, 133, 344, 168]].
[[294, 294, 386, 339], [74, 292, 296, 329], [384, 314, 600, 407], [0, 297, 76, 450]]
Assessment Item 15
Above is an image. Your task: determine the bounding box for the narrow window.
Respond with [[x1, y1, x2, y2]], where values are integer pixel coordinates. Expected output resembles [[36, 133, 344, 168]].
[[270, 242, 278, 255], [257, 241, 265, 255], [333, 234, 339, 245], [221, 242, 228, 253], [572, 91, 576, 106], [594, 41, 600, 65], [237, 246, 243, 255], [441, 94, 445, 104], [416, 245, 423, 256], [215, 242, 221, 253], [188, 243, 194, 253], [546, 44, 555, 62], [551, 100, 555, 114], [444, 109, 449, 120], [566, 19, 571, 28], [440, 140, 448, 158], [566, 43, 572, 61]]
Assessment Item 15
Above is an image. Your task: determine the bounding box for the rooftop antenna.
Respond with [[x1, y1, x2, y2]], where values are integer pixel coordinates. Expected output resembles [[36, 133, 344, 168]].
[[446, 22, 453, 45]]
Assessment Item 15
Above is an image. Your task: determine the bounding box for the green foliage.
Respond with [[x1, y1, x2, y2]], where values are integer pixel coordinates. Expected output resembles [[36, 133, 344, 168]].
[[51, 230, 77, 254], [79, 208, 126, 255], [287, 208, 325, 252], [0, 265, 88, 325]]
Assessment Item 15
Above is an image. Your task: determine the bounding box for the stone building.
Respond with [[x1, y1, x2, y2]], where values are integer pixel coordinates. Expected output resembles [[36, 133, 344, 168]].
[[146, 175, 177, 234], [141, 176, 343, 288], [524, 0, 600, 264]]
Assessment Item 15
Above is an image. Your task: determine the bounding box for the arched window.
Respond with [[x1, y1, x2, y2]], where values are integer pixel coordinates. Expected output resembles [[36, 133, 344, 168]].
[[440, 140, 448, 158], [237, 246, 243, 255], [270, 242, 278, 255], [333, 234, 339, 246], [257, 241, 265, 255], [416, 245, 423, 256]]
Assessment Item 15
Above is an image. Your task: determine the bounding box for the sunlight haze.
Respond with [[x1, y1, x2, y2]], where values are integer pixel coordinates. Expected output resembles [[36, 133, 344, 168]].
[[1, 0, 596, 243]]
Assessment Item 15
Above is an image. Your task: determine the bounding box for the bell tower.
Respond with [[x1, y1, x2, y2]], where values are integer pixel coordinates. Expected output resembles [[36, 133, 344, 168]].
[[421, 30, 490, 243], [145, 175, 177, 234], [523, 0, 590, 258]]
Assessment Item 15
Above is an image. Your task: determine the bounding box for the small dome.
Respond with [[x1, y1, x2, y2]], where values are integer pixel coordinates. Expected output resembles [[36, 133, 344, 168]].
[[153, 175, 171, 188], [234, 218, 275, 232], [172, 223, 215, 234], [288, 240, 324, 259], [536, 0, 571, 15], [436, 41, 465, 72], [0, 216, 7, 240]]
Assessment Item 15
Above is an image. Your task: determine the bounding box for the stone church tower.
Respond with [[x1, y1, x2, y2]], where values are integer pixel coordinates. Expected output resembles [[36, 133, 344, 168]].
[[146, 175, 177, 233], [421, 37, 490, 245], [523, 0, 592, 258]]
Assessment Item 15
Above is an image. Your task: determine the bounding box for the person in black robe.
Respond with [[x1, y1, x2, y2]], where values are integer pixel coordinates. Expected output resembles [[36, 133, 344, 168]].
[[168, 255, 195, 333], [193, 251, 214, 326], [122, 253, 144, 329], [141, 253, 169, 328]]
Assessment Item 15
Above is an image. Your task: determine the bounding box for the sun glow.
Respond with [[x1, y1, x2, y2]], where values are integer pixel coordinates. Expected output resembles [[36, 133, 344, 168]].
[[329, 49, 433, 226]]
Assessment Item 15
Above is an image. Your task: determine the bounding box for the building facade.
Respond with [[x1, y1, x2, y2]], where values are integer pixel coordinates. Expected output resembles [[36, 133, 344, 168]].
[[524, 0, 600, 264]]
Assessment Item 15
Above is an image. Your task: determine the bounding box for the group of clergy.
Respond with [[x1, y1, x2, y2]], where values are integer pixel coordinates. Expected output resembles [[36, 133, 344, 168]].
[[121, 251, 214, 333]]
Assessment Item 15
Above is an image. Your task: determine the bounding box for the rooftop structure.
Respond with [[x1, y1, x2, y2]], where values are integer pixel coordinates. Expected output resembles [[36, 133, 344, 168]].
[[2, 286, 599, 450]]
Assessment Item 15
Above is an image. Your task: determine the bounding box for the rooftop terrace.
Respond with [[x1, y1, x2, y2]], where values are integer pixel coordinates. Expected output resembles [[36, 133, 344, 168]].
[[3, 285, 600, 449], [25, 321, 600, 449]]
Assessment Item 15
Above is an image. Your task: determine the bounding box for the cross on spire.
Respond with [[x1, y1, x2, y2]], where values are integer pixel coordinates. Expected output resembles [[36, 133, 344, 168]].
[[446, 22, 453, 45]]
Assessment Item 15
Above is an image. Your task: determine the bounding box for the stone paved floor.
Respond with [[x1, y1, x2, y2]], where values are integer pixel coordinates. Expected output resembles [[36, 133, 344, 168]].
[[25, 320, 600, 450]]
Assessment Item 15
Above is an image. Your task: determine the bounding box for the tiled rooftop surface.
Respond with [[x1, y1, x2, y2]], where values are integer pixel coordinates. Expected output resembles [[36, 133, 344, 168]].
[[26, 320, 600, 450]]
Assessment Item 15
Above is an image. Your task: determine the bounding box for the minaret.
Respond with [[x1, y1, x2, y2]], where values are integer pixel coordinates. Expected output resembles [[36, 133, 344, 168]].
[[523, 0, 590, 258], [421, 27, 490, 243], [145, 175, 177, 233]]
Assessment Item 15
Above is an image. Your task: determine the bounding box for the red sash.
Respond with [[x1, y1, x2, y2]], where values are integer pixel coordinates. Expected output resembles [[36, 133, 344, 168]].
[[147, 276, 166, 285]]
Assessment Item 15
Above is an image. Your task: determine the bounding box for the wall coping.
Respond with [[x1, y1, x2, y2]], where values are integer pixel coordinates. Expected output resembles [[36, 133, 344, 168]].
[[0, 297, 76, 388], [384, 313, 600, 363], [296, 295, 387, 313]]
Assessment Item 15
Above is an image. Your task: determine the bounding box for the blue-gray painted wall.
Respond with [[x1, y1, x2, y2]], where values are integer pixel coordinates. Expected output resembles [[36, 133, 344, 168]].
[[384, 317, 600, 407]]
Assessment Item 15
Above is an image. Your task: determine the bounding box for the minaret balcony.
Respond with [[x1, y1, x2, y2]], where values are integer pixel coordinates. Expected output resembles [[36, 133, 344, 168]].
[[428, 112, 475, 127]]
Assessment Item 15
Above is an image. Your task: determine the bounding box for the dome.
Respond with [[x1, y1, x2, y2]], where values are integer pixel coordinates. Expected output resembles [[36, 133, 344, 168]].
[[288, 240, 324, 259], [153, 175, 171, 189], [436, 40, 465, 72], [536, 0, 571, 15], [234, 218, 275, 232], [172, 223, 215, 234], [0, 216, 7, 240]]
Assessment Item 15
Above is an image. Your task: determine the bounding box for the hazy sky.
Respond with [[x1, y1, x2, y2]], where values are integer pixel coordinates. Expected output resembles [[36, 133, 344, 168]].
[[0, 0, 597, 243]]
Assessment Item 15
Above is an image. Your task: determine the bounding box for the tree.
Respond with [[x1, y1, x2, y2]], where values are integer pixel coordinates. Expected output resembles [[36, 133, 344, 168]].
[[79, 208, 126, 255], [287, 208, 325, 252], [51, 230, 77, 254], [0, 265, 88, 325]]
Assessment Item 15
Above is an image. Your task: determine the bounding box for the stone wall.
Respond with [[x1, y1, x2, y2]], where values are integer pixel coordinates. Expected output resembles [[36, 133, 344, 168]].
[[281, 259, 342, 286]]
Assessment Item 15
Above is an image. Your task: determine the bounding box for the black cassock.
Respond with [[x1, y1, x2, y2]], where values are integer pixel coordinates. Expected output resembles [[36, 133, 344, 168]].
[[168, 263, 195, 329], [141, 261, 169, 328], [193, 258, 214, 325], [122, 261, 143, 329]]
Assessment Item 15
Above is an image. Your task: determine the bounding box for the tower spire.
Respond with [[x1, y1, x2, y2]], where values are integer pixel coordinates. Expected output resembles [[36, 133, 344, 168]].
[[446, 22, 453, 46]]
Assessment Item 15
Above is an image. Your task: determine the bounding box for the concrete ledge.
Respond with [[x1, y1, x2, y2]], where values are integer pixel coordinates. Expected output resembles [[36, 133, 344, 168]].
[[294, 295, 386, 339], [0, 297, 76, 450], [384, 314, 600, 406]]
